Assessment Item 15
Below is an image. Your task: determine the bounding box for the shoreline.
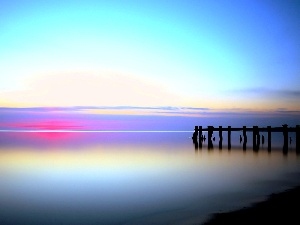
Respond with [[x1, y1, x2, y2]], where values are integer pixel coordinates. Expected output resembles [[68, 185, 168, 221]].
[[201, 185, 300, 225]]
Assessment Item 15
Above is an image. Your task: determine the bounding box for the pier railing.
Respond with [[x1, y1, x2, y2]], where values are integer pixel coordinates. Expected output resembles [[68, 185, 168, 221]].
[[192, 125, 300, 153]]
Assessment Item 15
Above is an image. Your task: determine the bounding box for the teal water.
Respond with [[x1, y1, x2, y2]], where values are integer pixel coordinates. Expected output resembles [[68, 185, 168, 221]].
[[0, 131, 299, 225]]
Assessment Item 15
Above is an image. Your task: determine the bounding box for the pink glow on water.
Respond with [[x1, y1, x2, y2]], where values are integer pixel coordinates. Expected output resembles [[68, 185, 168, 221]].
[[32, 131, 79, 143], [16, 120, 83, 130], [0, 118, 125, 131], [3, 121, 82, 131], [0, 131, 82, 148]]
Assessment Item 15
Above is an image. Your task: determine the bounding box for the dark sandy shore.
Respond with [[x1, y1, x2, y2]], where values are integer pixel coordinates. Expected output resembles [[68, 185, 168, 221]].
[[201, 185, 300, 225]]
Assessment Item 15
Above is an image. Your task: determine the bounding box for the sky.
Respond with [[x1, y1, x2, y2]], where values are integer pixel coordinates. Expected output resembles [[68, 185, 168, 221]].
[[0, 0, 300, 125]]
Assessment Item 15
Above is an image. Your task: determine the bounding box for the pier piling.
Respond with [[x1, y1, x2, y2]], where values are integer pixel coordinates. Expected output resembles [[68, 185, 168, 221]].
[[253, 126, 258, 151], [228, 126, 231, 150], [208, 126, 214, 149], [282, 124, 288, 152], [198, 126, 203, 149], [219, 126, 222, 149], [242, 126, 247, 150], [193, 126, 198, 140], [267, 126, 271, 151], [192, 125, 299, 153], [199, 126, 202, 141], [296, 125, 300, 153], [242, 126, 247, 141]]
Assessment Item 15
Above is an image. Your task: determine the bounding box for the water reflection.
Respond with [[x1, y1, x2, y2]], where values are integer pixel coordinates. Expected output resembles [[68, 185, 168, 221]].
[[0, 132, 300, 225], [193, 130, 299, 156]]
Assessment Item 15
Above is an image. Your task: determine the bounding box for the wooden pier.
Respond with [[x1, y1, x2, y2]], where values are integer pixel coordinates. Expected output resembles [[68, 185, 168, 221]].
[[192, 125, 300, 153]]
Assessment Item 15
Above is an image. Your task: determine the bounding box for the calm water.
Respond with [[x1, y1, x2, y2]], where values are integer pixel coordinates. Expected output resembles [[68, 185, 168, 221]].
[[0, 131, 300, 225]]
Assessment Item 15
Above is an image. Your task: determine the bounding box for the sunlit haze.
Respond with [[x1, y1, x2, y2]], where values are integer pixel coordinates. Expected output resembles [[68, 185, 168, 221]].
[[0, 0, 300, 125]]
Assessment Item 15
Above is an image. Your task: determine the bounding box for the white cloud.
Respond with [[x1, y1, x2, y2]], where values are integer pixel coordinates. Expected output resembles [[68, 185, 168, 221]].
[[0, 72, 184, 107]]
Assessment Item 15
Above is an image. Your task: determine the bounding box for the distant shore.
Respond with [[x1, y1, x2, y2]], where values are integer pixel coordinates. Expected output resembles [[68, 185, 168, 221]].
[[201, 185, 300, 225]]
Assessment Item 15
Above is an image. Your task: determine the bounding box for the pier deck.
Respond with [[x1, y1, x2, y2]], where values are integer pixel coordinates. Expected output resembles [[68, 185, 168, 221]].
[[192, 125, 300, 152]]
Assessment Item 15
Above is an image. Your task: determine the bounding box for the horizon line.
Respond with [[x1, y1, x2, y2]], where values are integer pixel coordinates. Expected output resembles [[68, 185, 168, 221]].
[[0, 130, 193, 133]]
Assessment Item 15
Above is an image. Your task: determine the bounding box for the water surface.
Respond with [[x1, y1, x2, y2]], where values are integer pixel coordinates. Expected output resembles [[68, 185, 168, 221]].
[[0, 131, 299, 225]]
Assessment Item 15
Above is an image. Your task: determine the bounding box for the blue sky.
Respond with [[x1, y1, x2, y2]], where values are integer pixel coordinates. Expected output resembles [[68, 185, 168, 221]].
[[0, 0, 299, 114]]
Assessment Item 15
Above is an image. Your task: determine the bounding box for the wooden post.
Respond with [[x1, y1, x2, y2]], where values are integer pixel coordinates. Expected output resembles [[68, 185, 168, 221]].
[[228, 126, 231, 150], [199, 126, 202, 142], [267, 126, 271, 151], [243, 126, 247, 141], [219, 126, 222, 149], [198, 126, 203, 149], [243, 126, 247, 150], [194, 126, 198, 133], [253, 126, 256, 150], [193, 126, 198, 140], [296, 125, 300, 153], [282, 124, 288, 153], [256, 127, 260, 150], [208, 126, 214, 149], [208, 126, 213, 142], [253, 126, 258, 151]]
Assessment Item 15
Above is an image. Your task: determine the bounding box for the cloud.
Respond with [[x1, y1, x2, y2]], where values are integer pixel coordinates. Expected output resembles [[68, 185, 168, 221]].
[[280, 90, 300, 97], [1, 106, 300, 119], [0, 72, 184, 107], [230, 88, 300, 98]]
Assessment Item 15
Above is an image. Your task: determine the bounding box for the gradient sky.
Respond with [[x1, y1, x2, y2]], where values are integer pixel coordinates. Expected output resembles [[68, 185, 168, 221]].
[[0, 0, 300, 114]]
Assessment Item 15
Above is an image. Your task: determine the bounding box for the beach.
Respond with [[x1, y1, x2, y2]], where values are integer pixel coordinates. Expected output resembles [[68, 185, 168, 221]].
[[202, 185, 300, 225]]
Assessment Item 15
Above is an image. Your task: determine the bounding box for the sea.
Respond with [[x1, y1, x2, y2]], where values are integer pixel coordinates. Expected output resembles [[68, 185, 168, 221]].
[[0, 128, 300, 225]]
